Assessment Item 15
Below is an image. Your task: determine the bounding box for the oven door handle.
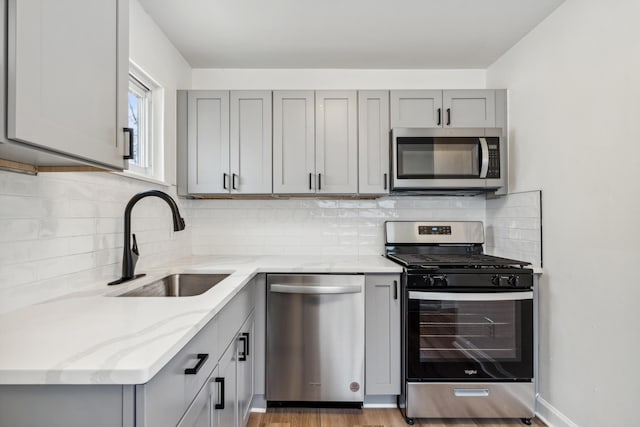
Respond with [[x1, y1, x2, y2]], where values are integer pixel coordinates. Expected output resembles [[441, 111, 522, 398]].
[[408, 290, 533, 301]]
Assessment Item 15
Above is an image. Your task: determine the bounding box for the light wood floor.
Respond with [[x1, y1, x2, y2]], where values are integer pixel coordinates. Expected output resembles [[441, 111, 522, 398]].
[[247, 408, 546, 427]]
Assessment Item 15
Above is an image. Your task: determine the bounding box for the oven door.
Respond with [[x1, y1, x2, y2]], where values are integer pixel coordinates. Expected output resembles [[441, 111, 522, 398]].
[[406, 290, 533, 381]]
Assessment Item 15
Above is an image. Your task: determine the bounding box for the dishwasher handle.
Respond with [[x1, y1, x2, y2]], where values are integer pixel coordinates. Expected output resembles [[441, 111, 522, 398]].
[[270, 284, 361, 295]]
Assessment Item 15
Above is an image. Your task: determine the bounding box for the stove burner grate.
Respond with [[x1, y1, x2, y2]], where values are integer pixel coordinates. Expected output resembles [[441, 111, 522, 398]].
[[387, 253, 531, 268]]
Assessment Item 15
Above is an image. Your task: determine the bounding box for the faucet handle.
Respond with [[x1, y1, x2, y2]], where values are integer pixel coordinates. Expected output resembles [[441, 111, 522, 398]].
[[132, 233, 139, 256]]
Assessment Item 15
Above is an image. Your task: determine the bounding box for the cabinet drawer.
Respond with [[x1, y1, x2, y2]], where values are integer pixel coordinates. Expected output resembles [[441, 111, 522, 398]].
[[217, 283, 255, 356], [135, 318, 218, 427]]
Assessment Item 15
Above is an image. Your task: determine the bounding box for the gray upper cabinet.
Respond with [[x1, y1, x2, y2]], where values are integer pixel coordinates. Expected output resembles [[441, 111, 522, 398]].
[[315, 91, 358, 194], [230, 91, 273, 194], [182, 90, 272, 195], [390, 90, 496, 128], [365, 274, 401, 395], [187, 91, 230, 194], [390, 90, 442, 128], [442, 90, 496, 128], [273, 91, 315, 194], [3, 0, 128, 170], [358, 90, 390, 194]]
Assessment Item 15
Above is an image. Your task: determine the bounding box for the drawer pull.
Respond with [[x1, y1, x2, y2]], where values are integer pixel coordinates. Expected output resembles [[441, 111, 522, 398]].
[[454, 388, 489, 397], [184, 353, 209, 375], [242, 332, 250, 356], [238, 335, 248, 361], [214, 377, 225, 410]]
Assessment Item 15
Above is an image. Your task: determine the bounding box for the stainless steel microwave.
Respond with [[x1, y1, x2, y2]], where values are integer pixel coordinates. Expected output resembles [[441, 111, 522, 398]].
[[391, 127, 506, 193]]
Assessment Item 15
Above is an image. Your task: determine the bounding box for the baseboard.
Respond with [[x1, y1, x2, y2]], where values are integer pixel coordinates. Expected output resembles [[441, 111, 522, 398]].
[[251, 394, 267, 413], [363, 395, 398, 408], [536, 396, 578, 427]]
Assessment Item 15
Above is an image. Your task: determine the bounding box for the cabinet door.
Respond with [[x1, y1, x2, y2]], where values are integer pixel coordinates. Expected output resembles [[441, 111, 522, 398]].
[[6, 0, 128, 170], [365, 274, 401, 395], [230, 91, 272, 194], [237, 312, 255, 427], [315, 91, 358, 194], [187, 91, 230, 194], [177, 368, 219, 427], [273, 91, 315, 194], [214, 339, 237, 427], [442, 90, 496, 128], [358, 91, 390, 194], [390, 90, 442, 128]]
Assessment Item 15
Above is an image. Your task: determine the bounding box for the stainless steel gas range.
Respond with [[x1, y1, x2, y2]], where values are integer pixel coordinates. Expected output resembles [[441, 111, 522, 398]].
[[385, 221, 535, 426]]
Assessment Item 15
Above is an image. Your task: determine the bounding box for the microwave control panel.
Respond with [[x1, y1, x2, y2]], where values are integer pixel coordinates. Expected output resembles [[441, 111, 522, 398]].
[[486, 139, 501, 178]]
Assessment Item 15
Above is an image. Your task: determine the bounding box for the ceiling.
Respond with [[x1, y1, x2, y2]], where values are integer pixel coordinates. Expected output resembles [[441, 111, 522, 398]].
[[137, 0, 566, 69]]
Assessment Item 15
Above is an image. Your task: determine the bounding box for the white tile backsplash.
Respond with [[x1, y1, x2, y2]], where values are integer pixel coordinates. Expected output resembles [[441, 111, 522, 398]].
[[184, 196, 487, 256], [485, 191, 542, 267], [0, 171, 190, 314]]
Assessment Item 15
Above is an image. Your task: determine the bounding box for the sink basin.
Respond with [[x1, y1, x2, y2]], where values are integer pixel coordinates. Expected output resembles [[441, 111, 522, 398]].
[[117, 274, 230, 297]]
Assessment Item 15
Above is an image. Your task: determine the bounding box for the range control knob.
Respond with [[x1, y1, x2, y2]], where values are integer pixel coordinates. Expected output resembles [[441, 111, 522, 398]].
[[491, 275, 500, 286], [430, 274, 448, 287], [508, 275, 520, 287]]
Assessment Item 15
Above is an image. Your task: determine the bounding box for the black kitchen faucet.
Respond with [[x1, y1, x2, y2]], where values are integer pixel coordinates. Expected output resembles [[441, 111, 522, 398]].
[[108, 190, 186, 286]]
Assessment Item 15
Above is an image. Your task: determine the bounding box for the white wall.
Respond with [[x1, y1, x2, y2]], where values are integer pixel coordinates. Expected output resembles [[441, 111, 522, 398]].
[[130, 0, 191, 184], [192, 68, 486, 89], [487, 1, 640, 425]]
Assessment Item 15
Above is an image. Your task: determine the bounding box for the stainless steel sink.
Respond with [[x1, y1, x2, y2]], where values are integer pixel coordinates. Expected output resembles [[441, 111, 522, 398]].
[[116, 274, 230, 297]]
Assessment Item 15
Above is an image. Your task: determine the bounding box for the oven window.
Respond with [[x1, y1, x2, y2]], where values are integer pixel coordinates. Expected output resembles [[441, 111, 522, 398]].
[[397, 137, 480, 179], [418, 300, 519, 361], [406, 294, 533, 381]]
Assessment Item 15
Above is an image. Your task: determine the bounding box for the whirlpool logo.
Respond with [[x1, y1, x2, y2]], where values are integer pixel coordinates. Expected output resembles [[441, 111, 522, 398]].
[[464, 369, 478, 375]]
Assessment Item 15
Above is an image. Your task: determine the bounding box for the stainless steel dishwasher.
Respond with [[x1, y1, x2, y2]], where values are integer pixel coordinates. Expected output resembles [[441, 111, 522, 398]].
[[266, 274, 364, 405]]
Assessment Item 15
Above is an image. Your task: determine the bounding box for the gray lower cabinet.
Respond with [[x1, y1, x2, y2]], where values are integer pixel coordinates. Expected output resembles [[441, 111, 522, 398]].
[[135, 314, 219, 427], [0, 279, 256, 427], [365, 274, 401, 395], [215, 340, 238, 427], [237, 312, 255, 427], [178, 368, 220, 427], [0, 385, 135, 427]]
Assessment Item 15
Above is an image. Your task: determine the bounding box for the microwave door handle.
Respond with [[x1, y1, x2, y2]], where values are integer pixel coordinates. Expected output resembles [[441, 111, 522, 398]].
[[479, 137, 489, 178]]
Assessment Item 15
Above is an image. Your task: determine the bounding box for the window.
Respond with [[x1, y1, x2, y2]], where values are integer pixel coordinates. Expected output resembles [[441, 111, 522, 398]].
[[126, 61, 163, 181], [128, 75, 151, 171]]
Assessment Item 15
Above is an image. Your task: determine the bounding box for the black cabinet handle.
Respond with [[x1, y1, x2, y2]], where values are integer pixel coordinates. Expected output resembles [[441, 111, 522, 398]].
[[437, 108, 441, 126], [393, 280, 398, 300], [123, 127, 134, 160], [242, 332, 250, 356], [238, 335, 248, 361], [446, 108, 451, 126], [383, 173, 388, 190], [223, 173, 229, 190], [184, 353, 209, 375], [309, 173, 312, 190], [214, 377, 225, 410], [318, 173, 322, 191], [232, 173, 238, 190]]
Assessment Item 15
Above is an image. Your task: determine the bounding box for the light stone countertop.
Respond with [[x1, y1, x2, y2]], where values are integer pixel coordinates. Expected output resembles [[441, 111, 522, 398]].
[[0, 255, 402, 385]]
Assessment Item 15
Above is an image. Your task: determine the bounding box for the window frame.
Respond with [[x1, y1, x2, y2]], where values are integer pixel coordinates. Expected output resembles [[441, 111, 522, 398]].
[[125, 61, 164, 181]]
